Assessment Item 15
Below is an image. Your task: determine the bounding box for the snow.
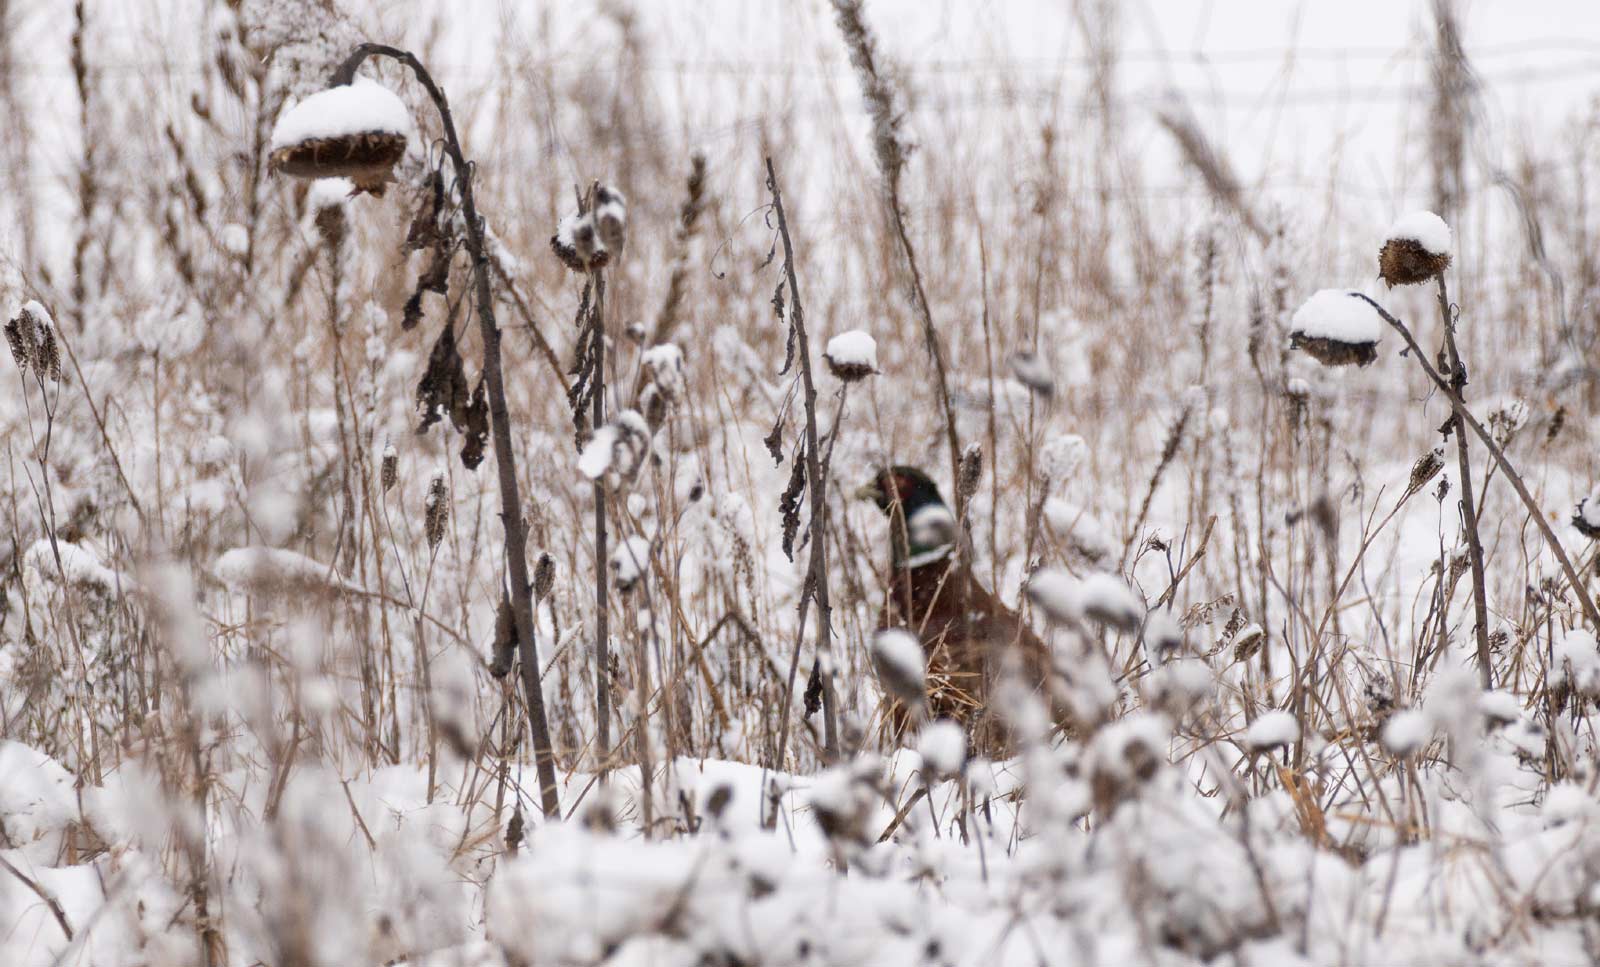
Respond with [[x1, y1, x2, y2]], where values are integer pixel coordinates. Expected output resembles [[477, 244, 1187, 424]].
[[1289, 289, 1384, 344], [1552, 628, 1600, 695], [1382, 709, 1432, 756], [1243, 710, 1299, 751], [1479, 689, 1521, 725], [0, 741, 78, 865], [554, 211, 583, 251], [1386, 210, 1453, 256], [1043, 498, 1115, 562], [23, 539, 134, 594], [213, 546, 357, 593], [220, 222, 248, 255], [1024, 566, 1078, 624], [1143, 611, 1184, 664], [1025, 568, 1141, 629], [1007, 350, 1054, 395], [917, 720, 966, 777], [578, 425, 619, 479], [20, 299, 53, 329], [269, 78, 414, 151], [1078, 572, 1143, 630], [1038, 433, 1087, 481], [307, 177, 355, 209], [611, 535, 652, 590], [871, 629, 926, 699], [1577, 485, 1600, 531], [823, 329, 878, 371]]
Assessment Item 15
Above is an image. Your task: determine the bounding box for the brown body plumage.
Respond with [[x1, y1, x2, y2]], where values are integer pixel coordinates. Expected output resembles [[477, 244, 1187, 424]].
[[861, 467, 1051, 752]]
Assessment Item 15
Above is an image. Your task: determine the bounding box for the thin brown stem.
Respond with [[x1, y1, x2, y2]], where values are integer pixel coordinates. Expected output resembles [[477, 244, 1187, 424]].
[[592, 269, 612, 775], [766, 157, 841, 763], [331, 44, 561, 817], [1353, 292, 1600, 632], [1435, 274, 1493, 688]]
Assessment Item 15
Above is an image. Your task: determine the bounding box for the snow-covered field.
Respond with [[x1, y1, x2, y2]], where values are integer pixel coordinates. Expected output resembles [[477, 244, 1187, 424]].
[[4, 0, 1600, 964]]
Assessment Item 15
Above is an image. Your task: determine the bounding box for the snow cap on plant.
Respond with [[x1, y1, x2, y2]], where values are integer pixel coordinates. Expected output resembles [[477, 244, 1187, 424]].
[[577, 410, 652, 490], [1379, 210, 1452, 286], [610, 535, 651, 592], [269, 78, 413, 195], [551, 184, 625, 273], [550, 211, 607, 273], [871, 629, 927, 714], [917, 719, 967, 779], [1288, 289, 1383, 367], [593, 184, 628, 255], [1008, 350, 1054, 397], [823, 329, 878, 382], [1572, 483, 1600, 539], [639, 343, 686, 430]]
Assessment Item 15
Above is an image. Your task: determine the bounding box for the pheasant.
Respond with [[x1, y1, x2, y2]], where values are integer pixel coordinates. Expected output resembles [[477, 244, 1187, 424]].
[[857, 466, 1051, 752]]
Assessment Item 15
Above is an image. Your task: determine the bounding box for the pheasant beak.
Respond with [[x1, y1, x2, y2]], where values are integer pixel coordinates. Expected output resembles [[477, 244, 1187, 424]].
[[854, 479, 885, 503]]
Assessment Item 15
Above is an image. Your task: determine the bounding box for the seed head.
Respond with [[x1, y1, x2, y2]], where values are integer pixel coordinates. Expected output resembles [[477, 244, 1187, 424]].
[[958, 443, 983, 501], [380, 442, 398, 494], [593, 184, 628, 256], [424, 471, 449, 549], [489, 593, 516, 679], [268, 79, 412, 195], [6, 301, 60, 382], [533, 552, 555, 600], [1405, 447, 1446, 498]]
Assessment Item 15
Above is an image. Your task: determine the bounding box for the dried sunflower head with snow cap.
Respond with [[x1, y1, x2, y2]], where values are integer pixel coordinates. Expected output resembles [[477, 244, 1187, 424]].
[[268, 78, 413, 196], [1288, 289, 1382, 368], [1379, 210, 1453, 287]]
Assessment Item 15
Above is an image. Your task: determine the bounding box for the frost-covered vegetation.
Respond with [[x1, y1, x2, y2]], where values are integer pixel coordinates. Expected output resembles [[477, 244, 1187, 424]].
[[5, 0, 1600, 964]]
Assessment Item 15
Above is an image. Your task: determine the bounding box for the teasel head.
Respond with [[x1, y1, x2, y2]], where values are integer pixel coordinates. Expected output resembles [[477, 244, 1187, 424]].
[[533, 551, 555, 600], [424, 471, 449, 549], [1405, 447, 1446, 498], [380, 441, 398, 494], [593, 184, 628, 256], [957, 443, 983, 502], [551, 211, 611, 274], [6, 301, 60, 382]]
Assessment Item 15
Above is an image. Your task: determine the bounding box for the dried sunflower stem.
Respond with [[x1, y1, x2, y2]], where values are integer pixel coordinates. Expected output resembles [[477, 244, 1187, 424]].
[[1354, 293, 1600, 631], [766, 157, 841, 765], [331, 44, 561, 818], [592, 268, 613, 776], [1435, 274, 1493, 688]]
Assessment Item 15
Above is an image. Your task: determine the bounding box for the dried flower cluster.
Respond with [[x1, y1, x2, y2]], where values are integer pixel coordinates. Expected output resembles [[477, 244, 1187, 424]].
[[6, 301, 62, 382], [551, 184, 627, 273]]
